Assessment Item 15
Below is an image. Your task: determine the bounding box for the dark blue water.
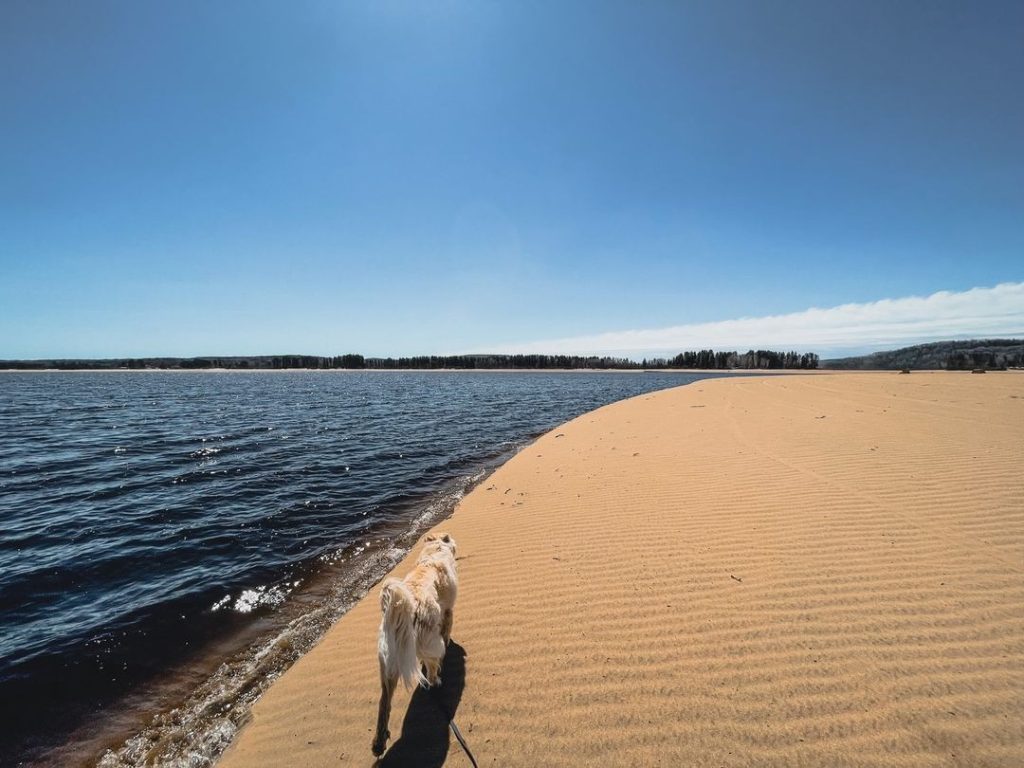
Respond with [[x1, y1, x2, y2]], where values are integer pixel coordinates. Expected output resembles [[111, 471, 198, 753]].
[[0, 370, 726, 766]]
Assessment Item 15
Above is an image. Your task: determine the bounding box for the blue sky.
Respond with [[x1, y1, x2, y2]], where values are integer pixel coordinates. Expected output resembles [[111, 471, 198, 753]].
[[1, 1, 1022, 358]]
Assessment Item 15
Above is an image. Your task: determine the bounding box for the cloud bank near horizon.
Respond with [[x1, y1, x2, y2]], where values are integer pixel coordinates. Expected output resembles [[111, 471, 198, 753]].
[[490, 283, 1024, 359]]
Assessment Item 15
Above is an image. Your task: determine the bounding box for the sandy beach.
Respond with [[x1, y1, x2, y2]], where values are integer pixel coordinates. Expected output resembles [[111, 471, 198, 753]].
[[219, 372, 1023, 768]]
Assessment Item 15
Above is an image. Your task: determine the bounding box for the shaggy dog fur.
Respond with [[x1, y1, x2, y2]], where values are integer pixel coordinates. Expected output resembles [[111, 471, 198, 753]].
[[371, 532, 458, 757]]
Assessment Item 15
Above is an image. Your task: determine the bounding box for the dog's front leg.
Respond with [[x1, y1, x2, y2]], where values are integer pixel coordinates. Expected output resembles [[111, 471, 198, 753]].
[[422, 633, 446, 687], [441, 608, 453, 645], [372, 659, 397, 756], [424, 658, 441, 687]]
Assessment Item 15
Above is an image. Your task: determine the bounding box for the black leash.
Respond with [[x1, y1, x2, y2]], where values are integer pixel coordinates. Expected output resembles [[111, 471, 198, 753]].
[[431, 686, 479, 768], [448, 718, 479, 768]]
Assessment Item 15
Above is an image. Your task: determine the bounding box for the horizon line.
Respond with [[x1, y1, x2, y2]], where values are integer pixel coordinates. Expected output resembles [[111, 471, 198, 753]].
[[3, 336, 1023, 365]]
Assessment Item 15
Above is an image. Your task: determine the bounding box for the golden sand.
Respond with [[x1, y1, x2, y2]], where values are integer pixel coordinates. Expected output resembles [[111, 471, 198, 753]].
[[219, 372, 1024, 767]]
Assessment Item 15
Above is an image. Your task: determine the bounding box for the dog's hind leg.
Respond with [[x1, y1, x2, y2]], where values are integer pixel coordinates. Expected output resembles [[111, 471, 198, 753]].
[[371, 657, 397, 757]]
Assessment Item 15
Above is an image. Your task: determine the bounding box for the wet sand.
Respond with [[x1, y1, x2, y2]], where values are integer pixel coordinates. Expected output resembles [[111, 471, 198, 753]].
[[219, 372, 1024, 767]]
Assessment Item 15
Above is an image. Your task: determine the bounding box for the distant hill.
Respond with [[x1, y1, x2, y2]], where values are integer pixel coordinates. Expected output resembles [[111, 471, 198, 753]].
[[823, 339, 1024, 370]]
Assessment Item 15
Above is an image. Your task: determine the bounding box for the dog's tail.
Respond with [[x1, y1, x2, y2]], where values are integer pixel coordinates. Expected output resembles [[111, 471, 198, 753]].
[[378, 578, 425, 690]]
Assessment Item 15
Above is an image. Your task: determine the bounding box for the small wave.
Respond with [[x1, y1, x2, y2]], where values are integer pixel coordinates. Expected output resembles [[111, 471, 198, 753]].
[[210, 594, 231, 612], [211, 581, 303, 614]]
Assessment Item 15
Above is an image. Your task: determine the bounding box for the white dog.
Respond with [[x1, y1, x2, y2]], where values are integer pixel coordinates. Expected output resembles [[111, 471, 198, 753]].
[[372, 532, 458, 757]]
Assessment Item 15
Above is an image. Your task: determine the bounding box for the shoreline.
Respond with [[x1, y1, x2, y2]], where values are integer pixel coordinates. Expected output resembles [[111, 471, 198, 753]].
[[0, 367, 829, 374], [217, 371, 1023, 767]]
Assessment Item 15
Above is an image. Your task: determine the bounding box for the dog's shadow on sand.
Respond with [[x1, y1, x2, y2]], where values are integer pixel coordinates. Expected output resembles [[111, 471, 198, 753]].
[[375, 641, 468, 768]]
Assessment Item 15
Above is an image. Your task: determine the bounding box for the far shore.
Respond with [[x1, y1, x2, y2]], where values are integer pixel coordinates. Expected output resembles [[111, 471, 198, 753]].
[[0, 366, 929, 374]]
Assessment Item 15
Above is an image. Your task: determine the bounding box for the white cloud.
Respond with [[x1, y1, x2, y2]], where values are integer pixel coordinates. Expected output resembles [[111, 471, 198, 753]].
[[491, 282, 1024, 358]]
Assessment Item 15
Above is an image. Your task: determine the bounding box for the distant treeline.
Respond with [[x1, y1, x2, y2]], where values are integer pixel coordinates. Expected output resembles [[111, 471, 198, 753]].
[[11, 339, 1024, 372], [364, 354, 637, 369], [653, 349, 819, 370], [0, 349, 818, 371], [824, 339, 1024, 370]]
